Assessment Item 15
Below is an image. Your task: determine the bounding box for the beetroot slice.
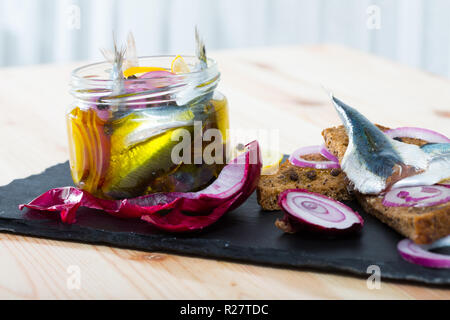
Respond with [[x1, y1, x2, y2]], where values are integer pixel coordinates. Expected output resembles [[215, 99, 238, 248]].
[[19, 141, 262, 232], [276, 189, 363, 234]]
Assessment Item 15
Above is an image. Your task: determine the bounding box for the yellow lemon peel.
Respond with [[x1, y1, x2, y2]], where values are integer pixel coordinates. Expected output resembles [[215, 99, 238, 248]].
[[261, 150, 283, 175], [171, 55, 190, 74], [123, 66, 167, 78]]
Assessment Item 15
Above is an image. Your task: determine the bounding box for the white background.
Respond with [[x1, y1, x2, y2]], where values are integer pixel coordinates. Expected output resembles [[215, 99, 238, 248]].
[[1, 0, 450, 77]]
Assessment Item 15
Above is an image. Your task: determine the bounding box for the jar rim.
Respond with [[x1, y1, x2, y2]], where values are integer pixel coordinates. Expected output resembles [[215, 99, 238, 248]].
[[70, 55, 220, 107], [71, 55, 218, 84]]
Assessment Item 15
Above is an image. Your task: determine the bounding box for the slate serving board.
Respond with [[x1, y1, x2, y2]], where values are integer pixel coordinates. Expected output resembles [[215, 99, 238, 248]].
[[0, 161, 449, 286]]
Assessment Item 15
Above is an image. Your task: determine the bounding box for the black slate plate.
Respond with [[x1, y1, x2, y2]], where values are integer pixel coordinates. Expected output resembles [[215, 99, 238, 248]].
[[0, 161, 449, 286]]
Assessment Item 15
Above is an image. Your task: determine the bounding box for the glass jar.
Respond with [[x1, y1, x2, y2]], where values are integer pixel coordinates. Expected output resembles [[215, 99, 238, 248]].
[[68, 56, 229, 199]]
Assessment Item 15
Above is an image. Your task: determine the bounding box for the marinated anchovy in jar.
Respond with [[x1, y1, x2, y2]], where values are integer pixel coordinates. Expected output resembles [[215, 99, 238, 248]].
[[67, 34, 229, 199]]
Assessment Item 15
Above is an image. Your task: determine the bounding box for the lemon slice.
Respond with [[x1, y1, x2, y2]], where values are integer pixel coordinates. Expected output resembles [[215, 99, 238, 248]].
[[123, 66, 167, 78], [171, 55, 190, 74], [261, 150, 284, 175]]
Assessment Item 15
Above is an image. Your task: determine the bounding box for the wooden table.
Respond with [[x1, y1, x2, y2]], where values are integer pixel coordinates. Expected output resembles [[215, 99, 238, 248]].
[[0, 45, 449, 299]]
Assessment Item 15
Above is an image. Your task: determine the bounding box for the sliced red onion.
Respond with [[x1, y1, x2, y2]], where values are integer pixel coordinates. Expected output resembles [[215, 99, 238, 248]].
[[398, 236, 450, 269], [385, 127, 450, 143], [289, 145, 340, 169], [122, 70, 178, 108], [383, 185, 450, 207], [277, 189, 363, 234], [19, 141, 262, 232], [319, 144, 339, 163]]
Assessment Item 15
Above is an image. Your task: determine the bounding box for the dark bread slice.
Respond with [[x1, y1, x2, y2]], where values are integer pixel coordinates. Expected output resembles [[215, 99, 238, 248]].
[[322, 124, 428, 161], [257, 154, 352, 211], [322, 124, 449, 244], [356, 193, 450, 244]]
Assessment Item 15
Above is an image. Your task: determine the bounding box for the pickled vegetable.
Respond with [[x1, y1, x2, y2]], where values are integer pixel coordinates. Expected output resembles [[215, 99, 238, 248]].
[[67, 107, 110, 197], [67, 94, 229, 199]]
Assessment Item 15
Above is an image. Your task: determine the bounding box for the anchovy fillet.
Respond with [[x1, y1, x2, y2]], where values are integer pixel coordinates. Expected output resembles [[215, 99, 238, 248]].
[[124, 31, 139, 70], [392, 143, 450, 188], [195, 26, 207, 69], [331, 95, 430, 194], [175, 27, 211, 106], [100, 34, 127, 112]]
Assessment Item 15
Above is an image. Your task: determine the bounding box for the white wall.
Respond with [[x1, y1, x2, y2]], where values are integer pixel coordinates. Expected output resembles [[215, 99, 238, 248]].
[[1, 0, 450, 77]]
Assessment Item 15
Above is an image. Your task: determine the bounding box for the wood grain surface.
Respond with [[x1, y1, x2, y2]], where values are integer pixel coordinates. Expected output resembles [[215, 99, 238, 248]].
[[0, 45, 449, 299]]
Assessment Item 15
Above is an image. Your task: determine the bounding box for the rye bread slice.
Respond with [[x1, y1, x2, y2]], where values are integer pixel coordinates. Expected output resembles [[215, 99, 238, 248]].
[[322, 124, 429, 160], [257, 154, 352, 211], [322, 125, 450, 244]]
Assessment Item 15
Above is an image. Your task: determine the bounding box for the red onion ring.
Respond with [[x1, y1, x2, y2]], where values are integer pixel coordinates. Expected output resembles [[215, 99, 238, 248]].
[[382, 185, 450, 207], [319, 145, 339, 163], [277, 189, 363, 234], [385, 127, 450, 143], [289, 145, 340, 169], [19, 141, 262, 232], [398, 236, 450, 269]]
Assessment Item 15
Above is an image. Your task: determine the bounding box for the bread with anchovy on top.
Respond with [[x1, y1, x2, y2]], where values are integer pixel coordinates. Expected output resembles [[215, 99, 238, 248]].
[[322, 124, 449, 244]]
